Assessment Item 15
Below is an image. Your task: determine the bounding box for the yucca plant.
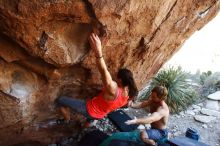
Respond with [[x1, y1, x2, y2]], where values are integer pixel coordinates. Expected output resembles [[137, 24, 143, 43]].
[[140, 66, 197, 113]]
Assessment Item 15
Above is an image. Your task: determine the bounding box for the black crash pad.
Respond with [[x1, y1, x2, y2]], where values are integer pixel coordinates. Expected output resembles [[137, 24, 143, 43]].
[[108, 109, 138, 132], [78, 130, 108, 146], [168, 137, 210, 146]]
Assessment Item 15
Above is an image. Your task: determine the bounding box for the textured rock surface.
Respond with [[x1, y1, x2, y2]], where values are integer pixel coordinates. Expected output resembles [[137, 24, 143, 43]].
[[0, 0, 220, 145]]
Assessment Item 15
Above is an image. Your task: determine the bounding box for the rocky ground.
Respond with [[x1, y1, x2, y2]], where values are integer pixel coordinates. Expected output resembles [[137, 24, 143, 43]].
[[50, 93, 220, 146], [125, 106, 220, 146], [52, 108, 219, 146]]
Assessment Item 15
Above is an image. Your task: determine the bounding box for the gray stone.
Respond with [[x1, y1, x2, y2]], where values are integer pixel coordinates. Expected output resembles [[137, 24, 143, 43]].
[[188, 106, 194, 110], [194, 115, 216, 123], [197, 103, 203, 107], [205, 99, 219, 111], [179, 111, 184, 116], [185, 110, 196, 116], [201, 108, 220, 117], [202, 124, 208, 129], [176, 115, 181, 118], [90, 120, 98, 127], [192, 105, 201, 110], [207, 91, 220, 100], [193, 108, 201, 113]]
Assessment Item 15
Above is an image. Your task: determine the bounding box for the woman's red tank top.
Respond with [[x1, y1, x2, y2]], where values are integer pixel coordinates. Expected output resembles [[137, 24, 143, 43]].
[[86, 88, 129, 119]]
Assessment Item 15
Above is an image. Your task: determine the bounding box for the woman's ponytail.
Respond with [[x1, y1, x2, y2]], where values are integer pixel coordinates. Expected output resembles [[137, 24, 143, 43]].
[[117, 68, 138, 99]]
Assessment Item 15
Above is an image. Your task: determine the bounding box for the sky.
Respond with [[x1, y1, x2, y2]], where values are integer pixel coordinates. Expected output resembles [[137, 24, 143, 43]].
[[165, 12, 220, 73]]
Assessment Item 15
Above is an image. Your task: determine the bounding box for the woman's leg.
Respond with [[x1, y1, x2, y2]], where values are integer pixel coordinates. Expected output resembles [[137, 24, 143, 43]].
[[60, 107, 71, 122], [56, 96, 92, 121]]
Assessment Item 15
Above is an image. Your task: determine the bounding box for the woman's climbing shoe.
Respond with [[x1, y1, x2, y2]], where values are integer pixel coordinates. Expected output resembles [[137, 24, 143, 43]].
[[56, 119, 71, 125]]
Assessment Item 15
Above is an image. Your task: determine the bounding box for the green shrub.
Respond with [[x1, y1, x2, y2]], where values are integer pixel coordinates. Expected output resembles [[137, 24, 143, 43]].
[[200, 71, 212, 85], [215, 80, 220, 90], [200, 72, 220, 96], [140, 66, 197, 113]]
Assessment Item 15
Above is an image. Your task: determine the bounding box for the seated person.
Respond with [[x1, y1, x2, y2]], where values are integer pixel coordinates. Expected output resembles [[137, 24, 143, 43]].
[[56, 33, 138, 125], [100, 86, 169, 146]]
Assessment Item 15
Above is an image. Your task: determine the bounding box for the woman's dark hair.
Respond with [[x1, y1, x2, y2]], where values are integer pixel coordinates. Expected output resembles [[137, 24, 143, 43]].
[[117, 68, 138, 98]]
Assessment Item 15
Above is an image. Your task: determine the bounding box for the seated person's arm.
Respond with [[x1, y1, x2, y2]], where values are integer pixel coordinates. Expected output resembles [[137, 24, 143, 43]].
[[129, 98, 152, 109], [125, 107, 166, 125]]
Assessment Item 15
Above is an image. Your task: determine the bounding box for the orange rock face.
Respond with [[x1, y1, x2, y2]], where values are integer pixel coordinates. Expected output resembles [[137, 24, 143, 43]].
[[0, 0, 219, 145]]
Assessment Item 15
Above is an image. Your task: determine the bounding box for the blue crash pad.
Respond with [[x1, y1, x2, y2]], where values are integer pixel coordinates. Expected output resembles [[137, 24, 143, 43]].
[[168, 137, 210, 146]]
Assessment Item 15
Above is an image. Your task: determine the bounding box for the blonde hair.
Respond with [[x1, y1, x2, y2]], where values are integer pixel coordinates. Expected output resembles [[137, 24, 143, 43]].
[[152, 86, 168, 100]]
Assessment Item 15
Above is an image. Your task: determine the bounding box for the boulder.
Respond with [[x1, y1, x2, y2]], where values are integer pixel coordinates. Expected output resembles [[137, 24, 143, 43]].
[[201, 108, 220, 117], [207, 91, 220, 100], [194, 115, 216, 123], [205, 99, 220, 111]]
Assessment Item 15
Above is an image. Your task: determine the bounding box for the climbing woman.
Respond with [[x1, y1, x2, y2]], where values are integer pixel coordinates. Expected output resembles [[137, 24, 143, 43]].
[[56, 32, 138, 125]]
